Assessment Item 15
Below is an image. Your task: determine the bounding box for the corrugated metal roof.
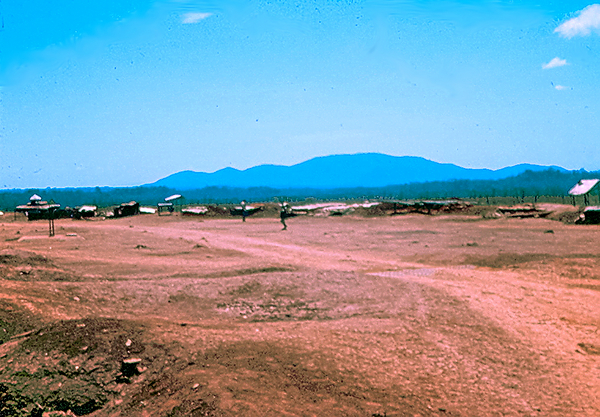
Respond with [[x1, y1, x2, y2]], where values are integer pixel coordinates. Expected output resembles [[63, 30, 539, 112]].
[[568, 179, 600, 195]]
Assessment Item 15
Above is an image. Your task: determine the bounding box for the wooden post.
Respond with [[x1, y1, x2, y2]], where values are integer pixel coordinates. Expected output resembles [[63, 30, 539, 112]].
[[48, 209, 55, 237]]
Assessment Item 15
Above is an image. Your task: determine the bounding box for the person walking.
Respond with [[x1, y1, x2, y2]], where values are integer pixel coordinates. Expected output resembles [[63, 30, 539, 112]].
[[280, 202, 290, 230]]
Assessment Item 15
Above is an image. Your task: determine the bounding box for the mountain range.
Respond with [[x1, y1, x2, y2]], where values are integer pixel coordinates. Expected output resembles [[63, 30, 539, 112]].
[[147, 153, 566, 190]]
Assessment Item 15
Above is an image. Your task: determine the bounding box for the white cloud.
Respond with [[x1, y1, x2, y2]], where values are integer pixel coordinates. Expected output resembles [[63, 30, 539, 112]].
[[555, 4, 600, 38], [181, 12, 212, 24], [554, 85, 569, 90], [542, 57, 568, 69]]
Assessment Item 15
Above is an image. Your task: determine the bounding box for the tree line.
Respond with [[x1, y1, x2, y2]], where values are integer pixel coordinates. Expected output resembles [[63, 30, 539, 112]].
[[1, 168, 598, 211]]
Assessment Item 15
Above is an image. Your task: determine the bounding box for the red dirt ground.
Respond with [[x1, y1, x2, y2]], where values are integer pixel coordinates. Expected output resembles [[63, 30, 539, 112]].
[[0, 211, 599, 416]]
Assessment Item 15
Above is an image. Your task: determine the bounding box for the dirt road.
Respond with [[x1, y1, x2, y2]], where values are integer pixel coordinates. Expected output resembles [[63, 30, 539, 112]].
[[1, 213, 599, 416]]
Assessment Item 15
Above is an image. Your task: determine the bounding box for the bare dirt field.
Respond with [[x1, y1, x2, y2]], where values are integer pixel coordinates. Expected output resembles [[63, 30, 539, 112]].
[[1, 211, 599, 416]]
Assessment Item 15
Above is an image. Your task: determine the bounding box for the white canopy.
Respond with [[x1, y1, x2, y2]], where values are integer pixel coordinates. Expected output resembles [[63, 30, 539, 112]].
[[165, 194, 182, 202]]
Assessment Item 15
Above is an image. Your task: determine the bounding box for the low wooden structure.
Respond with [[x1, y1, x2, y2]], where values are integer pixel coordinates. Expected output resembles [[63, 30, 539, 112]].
[[158, 194, 183, 216], [15, 194, 61, 221], [157, 202, 174, 216]]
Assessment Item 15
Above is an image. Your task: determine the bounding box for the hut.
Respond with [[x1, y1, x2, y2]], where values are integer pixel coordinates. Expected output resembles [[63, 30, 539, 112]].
[[74, 205, 97, 219], [568, 179, 600, 206], [158, 194, 183, 216], [113, 201, 140, 218], [15, 194, 61, 220]]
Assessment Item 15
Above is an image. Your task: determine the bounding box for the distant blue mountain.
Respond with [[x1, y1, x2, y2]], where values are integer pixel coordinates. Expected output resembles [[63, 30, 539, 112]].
[[147, 153, 566, 190]]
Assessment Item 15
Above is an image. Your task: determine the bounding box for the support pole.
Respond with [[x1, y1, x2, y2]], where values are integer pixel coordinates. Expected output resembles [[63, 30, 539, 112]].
[[48, 209, 55, 237]]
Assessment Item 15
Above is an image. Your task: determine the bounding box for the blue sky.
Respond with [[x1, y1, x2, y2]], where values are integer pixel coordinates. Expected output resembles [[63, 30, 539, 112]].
[[2, 0, 600, 188]]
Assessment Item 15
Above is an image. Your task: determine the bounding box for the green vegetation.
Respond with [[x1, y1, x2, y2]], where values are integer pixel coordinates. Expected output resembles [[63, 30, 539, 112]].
[[1, 169, 599, 211]]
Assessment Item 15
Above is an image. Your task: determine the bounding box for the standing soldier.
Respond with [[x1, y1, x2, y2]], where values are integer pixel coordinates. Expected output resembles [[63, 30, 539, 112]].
[[280, 202, 290, 230], [241, 200, 248, 222]]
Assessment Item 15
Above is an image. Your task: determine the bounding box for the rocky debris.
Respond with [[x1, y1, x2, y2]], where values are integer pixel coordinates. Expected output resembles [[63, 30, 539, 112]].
[[0, 312, 223, 416], [0, 318, 158, 416], [379, 200, 475, 216], [477, 203, 589, 223], [495, 204, 551, 218], [181, 206, 209, 216], [575, 206, 600, 224], [217, 298, 324, 322]]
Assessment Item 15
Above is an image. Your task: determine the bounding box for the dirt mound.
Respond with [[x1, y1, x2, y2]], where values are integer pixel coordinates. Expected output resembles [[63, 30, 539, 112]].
[[202, 205, 231, 218], [0, 302, 43, 345], [552, 210, 583, 224], [351, 202, 402, 216], [0, 249, 78, 282], [0, 318, 166, 416], [0, 249, 49, 266]]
